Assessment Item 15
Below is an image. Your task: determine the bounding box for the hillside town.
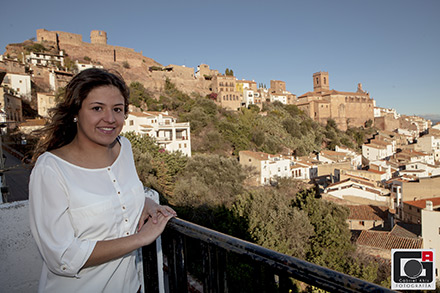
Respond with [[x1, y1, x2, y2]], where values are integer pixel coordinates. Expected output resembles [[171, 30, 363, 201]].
[[1, 29, 440, 288]]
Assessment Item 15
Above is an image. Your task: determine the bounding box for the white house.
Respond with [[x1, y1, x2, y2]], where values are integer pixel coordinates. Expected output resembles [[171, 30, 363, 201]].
[[416, 134, 440, 162], [335, 146, 362, 169], [1, 72, 32, 101], [399, 162, 440, 178], [26, 51, 64, 67], [324, 178, 389, 204], [362, 139, 395, 163], [291, 159, 318, 180], [239, 151, 292, 185], [122, 111, 191, 157], [75, 60, 104, 72], [394, 149, 434, 165], [242, 88, 255, 108], [421, 200, 440, 281], [374, 107, 400, 119]]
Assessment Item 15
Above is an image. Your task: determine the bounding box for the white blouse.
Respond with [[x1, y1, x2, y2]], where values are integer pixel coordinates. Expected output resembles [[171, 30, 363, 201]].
[[29, 136, 146, 293]]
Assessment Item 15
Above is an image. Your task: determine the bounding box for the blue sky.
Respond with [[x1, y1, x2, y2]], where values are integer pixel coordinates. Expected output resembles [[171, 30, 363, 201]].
[[1, 0, 439, 117]]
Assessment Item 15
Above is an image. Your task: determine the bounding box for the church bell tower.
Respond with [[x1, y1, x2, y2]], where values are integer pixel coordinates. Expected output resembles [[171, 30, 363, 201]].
[[313, 71, 329, 92]]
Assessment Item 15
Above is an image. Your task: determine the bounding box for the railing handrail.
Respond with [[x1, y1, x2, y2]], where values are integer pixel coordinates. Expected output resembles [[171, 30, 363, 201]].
[[166, 217, 395, 293]]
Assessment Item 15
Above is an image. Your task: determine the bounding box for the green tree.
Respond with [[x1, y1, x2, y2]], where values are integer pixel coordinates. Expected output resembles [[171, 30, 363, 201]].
[[123, 132, 188, 197], [293, 188, 354, 272], [364, 119, 373, 128], [129, 81, 156, 109], [225, 68, 234, 76], [172, 154, 246, 223], [55, 86, 65, 103], [234, 188, 314, 259], [122, 61, 130, 69], [24, 43, 46, 53], [63, 56, 78, 73]]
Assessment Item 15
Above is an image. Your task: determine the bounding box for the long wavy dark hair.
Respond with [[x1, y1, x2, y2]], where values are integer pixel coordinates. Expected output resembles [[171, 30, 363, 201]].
[[32, 68, 130, 162]]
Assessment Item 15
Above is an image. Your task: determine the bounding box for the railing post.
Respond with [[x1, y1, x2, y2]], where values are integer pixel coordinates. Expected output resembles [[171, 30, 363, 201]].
[[142, 241, 158, 292], [167, 232, 188, 293], [201, 243, 227, 293]]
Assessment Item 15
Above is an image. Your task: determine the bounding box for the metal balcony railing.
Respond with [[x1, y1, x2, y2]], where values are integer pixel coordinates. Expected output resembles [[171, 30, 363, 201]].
[[142, 217, 395, 293]]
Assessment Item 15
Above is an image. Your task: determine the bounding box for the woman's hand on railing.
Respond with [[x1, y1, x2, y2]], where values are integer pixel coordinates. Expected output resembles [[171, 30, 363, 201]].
[[137, 209, 175, 247]]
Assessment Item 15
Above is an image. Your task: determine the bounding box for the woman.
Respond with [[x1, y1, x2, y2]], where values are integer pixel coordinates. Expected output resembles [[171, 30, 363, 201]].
[[29, 68, 176, 292]]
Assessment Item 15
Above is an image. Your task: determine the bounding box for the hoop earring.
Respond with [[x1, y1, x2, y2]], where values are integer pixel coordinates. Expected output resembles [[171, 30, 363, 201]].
[[73, 117, 78, 123]]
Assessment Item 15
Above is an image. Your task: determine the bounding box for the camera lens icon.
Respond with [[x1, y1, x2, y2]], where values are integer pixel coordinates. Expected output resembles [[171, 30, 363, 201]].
[[403, 259, 423, 278]]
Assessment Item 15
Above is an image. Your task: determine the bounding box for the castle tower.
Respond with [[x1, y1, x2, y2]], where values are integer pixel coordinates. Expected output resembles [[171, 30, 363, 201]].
[[313, 71, 329, 92], [90, 30, 107, 45]]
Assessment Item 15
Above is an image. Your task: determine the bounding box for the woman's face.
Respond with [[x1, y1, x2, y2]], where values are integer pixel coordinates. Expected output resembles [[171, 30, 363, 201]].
[[75, 85, 125, 148]]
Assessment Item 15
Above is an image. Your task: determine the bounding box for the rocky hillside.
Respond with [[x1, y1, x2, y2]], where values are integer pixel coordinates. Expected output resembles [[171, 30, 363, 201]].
[[4, 37, 212, 99]]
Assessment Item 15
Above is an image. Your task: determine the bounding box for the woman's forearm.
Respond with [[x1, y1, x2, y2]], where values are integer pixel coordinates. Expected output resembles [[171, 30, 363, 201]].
[[83, 211, 172, 269]]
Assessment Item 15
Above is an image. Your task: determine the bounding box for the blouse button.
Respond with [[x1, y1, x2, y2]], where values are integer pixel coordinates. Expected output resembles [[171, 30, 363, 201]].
[[107, 168, 111, 171], [113, 180, 116, 183], [125, 218, 128, 222], [117, 191, 121, 195], [125, 232, 130, 236], [122, 206, 126, 210]]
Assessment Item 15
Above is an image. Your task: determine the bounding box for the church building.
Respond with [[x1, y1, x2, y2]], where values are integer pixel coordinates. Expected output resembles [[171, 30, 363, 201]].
[[296, 72, 375, 131]]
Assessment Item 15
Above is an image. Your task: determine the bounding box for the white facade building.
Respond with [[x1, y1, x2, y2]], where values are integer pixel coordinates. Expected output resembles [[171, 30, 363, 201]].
[[374, 107, 399, 119], [26, 51, 64, 67], [362, 139, 395, 163], [324, 178, 389, 204], [416, 134, 440, 162], [75, 61, 104, 72], [122, 111, 191, 157], [421, 202, 440, 281], [270, 93, 288, 104], [400, 162, 440, 178], [291, 159, 318, 180], [239, 151, 292, 185], [2, 73, 32, 101], [242, 88, 255, 107]]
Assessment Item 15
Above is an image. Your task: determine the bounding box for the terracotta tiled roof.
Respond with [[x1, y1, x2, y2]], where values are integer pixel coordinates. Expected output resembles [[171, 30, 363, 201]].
[[404, 197, 440, 209], [356, 230, 423, 250], [298, 89, 369, 99], [327, 177, 376, 189], [347, 205, 389, 221], [367, 169, 386, 175]]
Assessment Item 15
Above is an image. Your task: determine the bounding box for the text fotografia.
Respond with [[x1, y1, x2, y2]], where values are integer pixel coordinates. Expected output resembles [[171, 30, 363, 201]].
[[392, 249, 436, 290]]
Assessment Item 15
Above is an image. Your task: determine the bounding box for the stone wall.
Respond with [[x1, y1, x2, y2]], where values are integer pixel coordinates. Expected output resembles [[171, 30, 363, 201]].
[[374, 114, 400, 131], [37, 29, 83, 46]]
